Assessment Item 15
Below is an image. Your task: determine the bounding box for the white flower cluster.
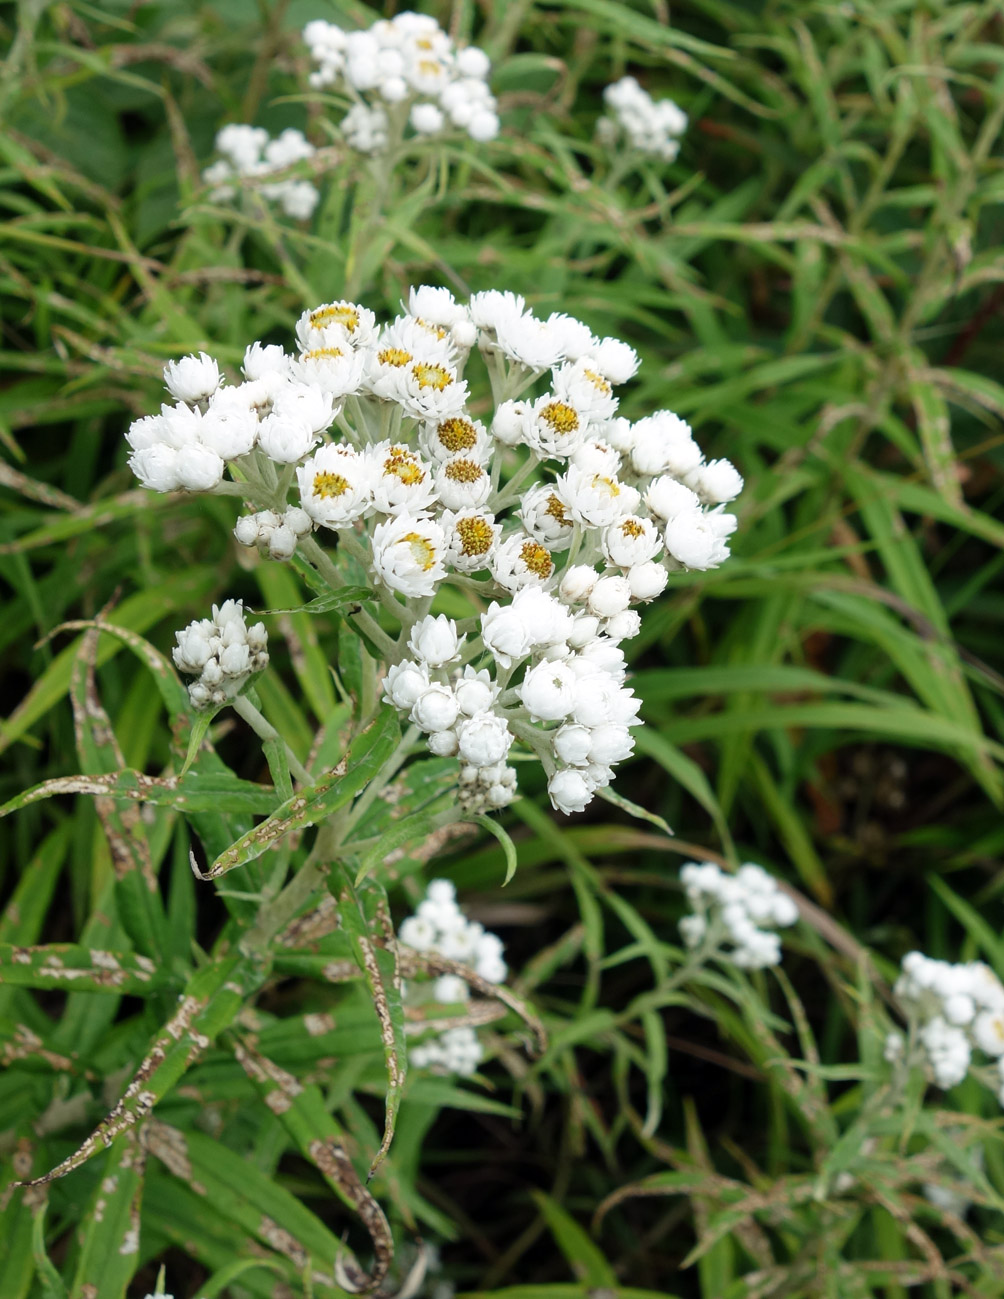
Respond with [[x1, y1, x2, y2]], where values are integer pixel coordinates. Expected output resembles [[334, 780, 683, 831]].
[[597, 76, 688, 163], [679, 861, 798, 969], [887, 951, 1004, 1099], [128, 285, 741, 814], [399, 879, 507, 1076], [172, 600, 268, 710], [303, 11, 500, 150], [202, 123, 319, 220]]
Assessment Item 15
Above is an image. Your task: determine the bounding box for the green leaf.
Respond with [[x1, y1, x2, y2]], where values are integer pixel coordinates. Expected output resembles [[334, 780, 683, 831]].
[[70, 1130, 146, 1299], [531, 1191, 617, 1286]]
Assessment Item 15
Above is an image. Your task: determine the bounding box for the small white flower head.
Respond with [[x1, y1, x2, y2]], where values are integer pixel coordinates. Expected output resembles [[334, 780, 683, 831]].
[[242, 342, 289, 380], [420, 414, 490, 464], [548, 768, 593, 815], [408, 614, 464, 668], [630, 410, 702, 478], [491, 399, 528, 447], [456, 711, 513, 767], [199, 390, 259, 459], [128, 444, 183, 493], [686, 457, 744, 504], [369, 442, 439, 515], [587, 574, 632, 619], [371, 512, 447, 597], [519, 659, 578, 722], [411, 683, 461, 734], [522, 395, 589, 458], [644, 475, 701, 521], [257, 414, 319, 465], [558, 564, 599, 604], [297, 443, 373, 528], [441, 508, 502, 573], [602, 515, 662, 568], [664, 509, 733, 571], [454, 666, 497, 717], [519, 483, 577, 551], [558, 464, 639, 528], [175, 444, 226, 492], [480, 601, 532, 669], [494, 311, 569, 372], [552, 359, 619, 422], [492, 532, 556, 594], [434, 455, 492, 510], [410, 102, 445, 135], [164, 352, 222, 405], [382, 659, 431, 711], [678, 860, 796, 970]]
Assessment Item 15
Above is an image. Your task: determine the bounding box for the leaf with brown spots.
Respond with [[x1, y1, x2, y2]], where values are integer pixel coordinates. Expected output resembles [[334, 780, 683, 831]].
[[70, 1128, 146, 1299], [0, 942, 172, 995]]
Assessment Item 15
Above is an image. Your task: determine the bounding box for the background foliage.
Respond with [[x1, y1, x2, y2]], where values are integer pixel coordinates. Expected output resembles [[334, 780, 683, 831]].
[[2, 0, 1004, 1296]]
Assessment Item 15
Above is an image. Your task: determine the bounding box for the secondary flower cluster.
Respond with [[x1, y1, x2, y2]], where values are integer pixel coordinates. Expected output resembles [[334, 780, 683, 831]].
[[132, 283, 741, 813], [202, 124, 319, 220], [399, 879, 507, 1075], [172, 600, 268, 710], [303, 11, 500, 150], [679, 861, 798, 969], [597, 76, 688, 163], [886, 952, 1004, 1100]]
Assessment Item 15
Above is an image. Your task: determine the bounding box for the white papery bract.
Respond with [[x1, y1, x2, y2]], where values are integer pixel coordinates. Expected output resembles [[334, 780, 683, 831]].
[[128, 284, 742, 815], [679, 861, 798, 969], [399, 879, 507, 1076], [303, 13, 500, 150], [202, 124, 319, 219], [598, 75, 688, 163], [889, 951, 1004, 1100], [173, 601, 268, 710]]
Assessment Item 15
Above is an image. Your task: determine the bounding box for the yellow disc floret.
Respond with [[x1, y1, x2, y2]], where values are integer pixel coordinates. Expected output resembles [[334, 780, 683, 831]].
[[436, 418, 478, 453], [620, 518, 644, 538], [313, 471, 350, 499], [304, 346, 344, 361], [444, 458, 484, 484], [540, 401, 580, 435], [544, 494, 572, 527], [412, 361, 453, 391], [377, 347, 413, 367], [520, 540, 554, 579], [309, 303, 360, 333], [402, 532, 436, 571], [456, 516, 494, 557]]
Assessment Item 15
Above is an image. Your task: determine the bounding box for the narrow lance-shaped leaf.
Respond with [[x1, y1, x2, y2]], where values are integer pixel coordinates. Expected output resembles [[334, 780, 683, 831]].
[[195, 706, 400, 880], [69, 1129, 146, 1299], [16, 953, 263, 1187], [70, 622, 168, 960], [231, 1036, 394, 1293], [0, 943, 173, 994], [0, 768, 280, 820], [331, 866, 407, 1178]]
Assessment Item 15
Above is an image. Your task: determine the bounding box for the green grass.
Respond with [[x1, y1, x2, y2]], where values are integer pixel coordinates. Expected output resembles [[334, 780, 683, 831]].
[[2, 1, 1004, 1296]]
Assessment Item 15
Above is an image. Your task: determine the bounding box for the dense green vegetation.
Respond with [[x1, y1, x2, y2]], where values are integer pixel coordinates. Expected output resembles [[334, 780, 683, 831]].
[[2, 2, 1003, 1296]]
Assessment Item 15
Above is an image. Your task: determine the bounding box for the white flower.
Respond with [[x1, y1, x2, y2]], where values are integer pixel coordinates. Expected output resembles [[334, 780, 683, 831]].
[[494, 312, 568, 371], [558, 564, 598, 604], [664, 510, 732, 571], [519, 483, 576, 551], [557, 465, 639, 527], [242, 342, 288, 380], [602, 515, 662, 567], [442, 509, 501, 573], [369, 443, 439, 515], [548, 769, 593, 815], [200, 391, 258, 458], [411, 684, 460, 733], [455, 667, 497, 717], [297, 444, 373, 527], [586, 574, 632, 619], [522, 395, 589, 458], [583, 336, 640, 384], [382, 660, 431, 710], [973, 1010, 1004, 1056], [434, 456, 492, 510], [686, 457, 744, 504], [257, 414, 318, 464], [553, 724, 592, 765], [371, 512, 447, 597], [128, 444, 183, 492], [164, 352, 222, 404], [456, 712, 513, 766], [421, 415, 490, 464], [176, 444, 226, 492], [519, 660, 577, 722], [552, 359, 619, 422], [480, 602, 532, 669], [491, 533, 555, 593], [630, 411, 702, 478], [411, 102, 445, 134], [409, 614, 463, 668], [645, 475, 701, 521]]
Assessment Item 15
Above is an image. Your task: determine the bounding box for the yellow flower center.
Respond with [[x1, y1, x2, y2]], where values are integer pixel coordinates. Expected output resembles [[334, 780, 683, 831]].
[[592, 474, 620, 498], [412, 361, 453, 391], [444, 458, 484, 484], [456, 517, 494, 557], [416, 316, 448, 339], [540, 401, 579, 435], [583, 368, 612, 395], [544, 494, 572, 527], [418, 59, 443, 78], [436, 417, 478, 453], [402, 532, 436, 571], [303, 347, 344, 360], [620, 518, 644, 538], [378, 347, 413, 367], [520, 540, 553, 579], [309, 303, 360, 333], [313, 471, 350, 498], [384, 449, 425, 486]]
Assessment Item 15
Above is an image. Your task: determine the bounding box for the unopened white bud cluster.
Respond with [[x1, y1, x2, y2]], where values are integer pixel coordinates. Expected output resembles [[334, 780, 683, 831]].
[[399, 879, 506, 1076], [597, 76, 688, 163], [679, 862, 798, 969], [128, 284, 741, 815], [887, 952, 1004, 1099], [202, 124, 319, 220], [172, 600, 268, 710], [303, 11, 500, 150]]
